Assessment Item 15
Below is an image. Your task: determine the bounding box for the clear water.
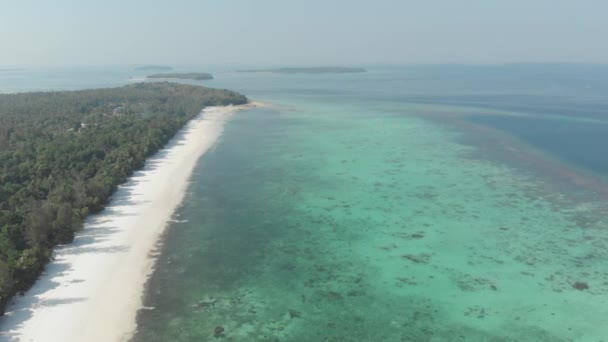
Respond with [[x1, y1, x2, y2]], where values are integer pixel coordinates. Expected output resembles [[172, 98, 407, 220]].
[[3, 65, 608, 340]]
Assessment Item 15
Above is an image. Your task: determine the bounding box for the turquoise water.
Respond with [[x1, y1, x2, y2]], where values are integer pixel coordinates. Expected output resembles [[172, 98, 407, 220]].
[[132, 81, 608, 339], [3, 65, 608, 340]]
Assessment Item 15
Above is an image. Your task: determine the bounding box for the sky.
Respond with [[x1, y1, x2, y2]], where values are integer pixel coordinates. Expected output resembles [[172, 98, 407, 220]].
[[0, 0, 607, 67]]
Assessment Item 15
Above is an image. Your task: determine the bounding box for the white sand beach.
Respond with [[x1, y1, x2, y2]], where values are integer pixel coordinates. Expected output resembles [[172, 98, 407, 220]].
[[0, 104, 253, 342]]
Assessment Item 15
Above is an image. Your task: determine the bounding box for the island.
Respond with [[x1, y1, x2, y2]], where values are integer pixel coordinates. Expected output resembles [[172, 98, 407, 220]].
[[238, 66, 366, 74], [146, 72, 214, 80], [0, 83, 247, 316], [134, 65, 173, 71]]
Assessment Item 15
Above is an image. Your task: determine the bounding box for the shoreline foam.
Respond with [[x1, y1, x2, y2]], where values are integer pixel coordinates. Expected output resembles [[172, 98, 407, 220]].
[[0, 103, 253, 342]]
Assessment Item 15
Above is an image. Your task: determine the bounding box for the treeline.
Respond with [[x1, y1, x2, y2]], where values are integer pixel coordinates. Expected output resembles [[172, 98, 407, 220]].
[[0, 82, 247, 314]]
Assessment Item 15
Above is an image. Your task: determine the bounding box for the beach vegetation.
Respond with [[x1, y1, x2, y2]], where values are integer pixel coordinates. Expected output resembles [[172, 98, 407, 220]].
[[0, 82, 247, 314]]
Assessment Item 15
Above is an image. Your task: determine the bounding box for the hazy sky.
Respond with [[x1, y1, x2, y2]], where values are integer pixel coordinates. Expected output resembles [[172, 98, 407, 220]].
[[1, 0, 606, 67]]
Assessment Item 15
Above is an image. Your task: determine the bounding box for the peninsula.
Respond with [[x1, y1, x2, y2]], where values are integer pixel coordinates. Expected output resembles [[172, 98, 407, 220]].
[[0, 83, 249, 341], [147, 72, 214, 80], [238, 66, 366, 74]]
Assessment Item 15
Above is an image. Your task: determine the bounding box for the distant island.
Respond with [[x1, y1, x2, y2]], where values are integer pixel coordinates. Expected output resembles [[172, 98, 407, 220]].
[[238, 67, 366, 74], [147, 72, 214, 80], [134, 65, 173, 71]]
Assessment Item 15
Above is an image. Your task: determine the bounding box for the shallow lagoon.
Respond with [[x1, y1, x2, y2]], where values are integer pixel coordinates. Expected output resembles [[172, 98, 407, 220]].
[[134, 97, 608, 340]]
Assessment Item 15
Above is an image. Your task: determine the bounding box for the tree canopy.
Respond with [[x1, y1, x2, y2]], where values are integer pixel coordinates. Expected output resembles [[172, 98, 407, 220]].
[[0, 82, 247, 314]]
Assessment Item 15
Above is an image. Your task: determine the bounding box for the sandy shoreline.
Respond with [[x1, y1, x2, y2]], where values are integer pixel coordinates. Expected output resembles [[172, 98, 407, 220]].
[[0, 103, 253, 342]]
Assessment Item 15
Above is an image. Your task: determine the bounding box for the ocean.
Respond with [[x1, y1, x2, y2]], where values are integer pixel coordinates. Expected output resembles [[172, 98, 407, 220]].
[[3, 65, 608, 340]]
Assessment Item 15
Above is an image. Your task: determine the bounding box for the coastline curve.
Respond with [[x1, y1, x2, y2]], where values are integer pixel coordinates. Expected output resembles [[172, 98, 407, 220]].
[[0, 103, 254, 342]]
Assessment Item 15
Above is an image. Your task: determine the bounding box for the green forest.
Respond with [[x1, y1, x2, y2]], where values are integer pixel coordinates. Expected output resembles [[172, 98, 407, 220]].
[[0, 82, 247, 314]]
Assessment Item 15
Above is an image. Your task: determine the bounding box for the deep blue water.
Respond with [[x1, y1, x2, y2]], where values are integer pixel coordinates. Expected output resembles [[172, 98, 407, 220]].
[[468, 115, 608, 176]]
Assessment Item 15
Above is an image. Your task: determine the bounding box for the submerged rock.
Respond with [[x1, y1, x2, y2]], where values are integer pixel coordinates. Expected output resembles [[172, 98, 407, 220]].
[[192, 298, 217, 310], [214, 326, 225, 337], [401, 253, 432, 264], [572, 282, 589, 290], [289, 309, 302, 318]]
